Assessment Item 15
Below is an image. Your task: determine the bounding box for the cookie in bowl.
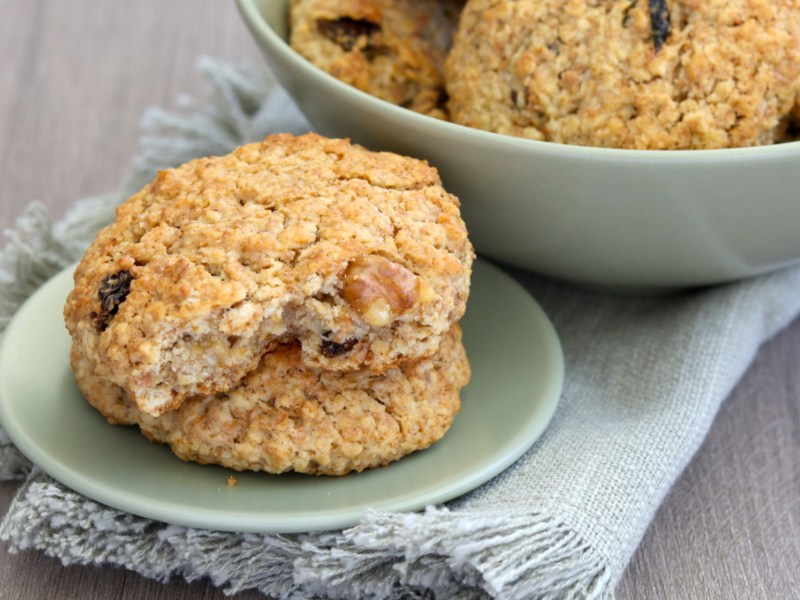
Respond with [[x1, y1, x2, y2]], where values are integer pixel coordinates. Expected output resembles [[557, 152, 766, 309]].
[[64, 132, 474, 417], [289, 0, 464, 119], [445, 0, 800, 148], [71, 324, 469, 476]]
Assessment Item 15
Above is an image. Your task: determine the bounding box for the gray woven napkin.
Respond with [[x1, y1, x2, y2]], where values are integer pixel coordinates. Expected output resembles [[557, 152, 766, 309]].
[[2, 57, 800, 599]]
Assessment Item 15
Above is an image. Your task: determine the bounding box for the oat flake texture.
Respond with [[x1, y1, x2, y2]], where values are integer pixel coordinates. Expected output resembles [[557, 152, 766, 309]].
[[445, 0, 800, 148], [63, 132, 473, 418], [290, 0, 464, 119]]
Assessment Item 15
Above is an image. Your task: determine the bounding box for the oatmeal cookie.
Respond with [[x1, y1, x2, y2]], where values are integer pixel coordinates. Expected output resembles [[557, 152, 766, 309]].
[[72, 324, 470, 476], [64, 133, 473, 417], [445, 0, 800, 149], [290, 0, 464, 119]]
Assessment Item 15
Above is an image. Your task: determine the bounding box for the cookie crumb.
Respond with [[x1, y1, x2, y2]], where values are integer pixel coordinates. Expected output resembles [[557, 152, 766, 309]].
[[226, 475, 238, 487]]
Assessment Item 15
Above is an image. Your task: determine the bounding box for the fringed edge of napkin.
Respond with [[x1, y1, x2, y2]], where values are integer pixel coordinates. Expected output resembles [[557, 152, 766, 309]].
[[2, 470, 611, 600]]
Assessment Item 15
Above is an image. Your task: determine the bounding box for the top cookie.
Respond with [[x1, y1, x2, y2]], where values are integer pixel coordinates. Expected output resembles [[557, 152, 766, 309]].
[[290, 0, 464, 119], [445, 0, 800, 149], [64, 133, 473, 417]]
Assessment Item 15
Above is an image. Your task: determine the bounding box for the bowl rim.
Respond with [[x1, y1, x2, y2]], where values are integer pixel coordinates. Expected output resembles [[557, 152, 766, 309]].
[[237, 0, 800, 164]]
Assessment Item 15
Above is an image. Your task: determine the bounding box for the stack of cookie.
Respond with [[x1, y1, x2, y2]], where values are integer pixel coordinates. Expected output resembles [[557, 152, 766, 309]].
[[65, 133, 474, 476], [291, 0, 800, 149]]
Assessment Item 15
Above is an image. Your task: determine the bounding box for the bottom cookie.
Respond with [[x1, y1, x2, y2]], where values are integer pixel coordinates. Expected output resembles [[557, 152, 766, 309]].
[[72, 325, 469, 476]]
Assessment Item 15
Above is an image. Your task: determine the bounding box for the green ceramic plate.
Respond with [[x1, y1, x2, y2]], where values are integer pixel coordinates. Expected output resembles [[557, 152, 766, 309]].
[[0, 259, 563, 533]]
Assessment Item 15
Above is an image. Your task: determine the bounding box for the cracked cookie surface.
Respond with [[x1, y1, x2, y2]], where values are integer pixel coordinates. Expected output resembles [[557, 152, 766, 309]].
[[72, 324, 469, 476], [290, 0, 464, 119], [64, 132, 473, 417], [445, 0, 800, 148]]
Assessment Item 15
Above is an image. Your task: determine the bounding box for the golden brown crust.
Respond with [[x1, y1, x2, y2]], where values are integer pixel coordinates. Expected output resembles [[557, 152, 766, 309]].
[[445, 0, 800, 149], [64, 133, 473, 417], [73, 325, 470, 476], [290, 0, 464, 119]]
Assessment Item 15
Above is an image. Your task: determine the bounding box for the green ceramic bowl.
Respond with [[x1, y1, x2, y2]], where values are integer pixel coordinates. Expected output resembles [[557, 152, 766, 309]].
[[237, 0, 800, 290]]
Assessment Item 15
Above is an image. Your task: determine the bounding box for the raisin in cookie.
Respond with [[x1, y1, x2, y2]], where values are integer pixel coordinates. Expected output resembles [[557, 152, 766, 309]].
[[71, 324, 469, 476], [290, 0, 464, 119], [445, 0, 800, 149], [64, 133, 473, 417]]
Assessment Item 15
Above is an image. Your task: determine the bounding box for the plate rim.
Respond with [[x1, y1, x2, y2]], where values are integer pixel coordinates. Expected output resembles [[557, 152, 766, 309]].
[[0, 259, 563, 533]]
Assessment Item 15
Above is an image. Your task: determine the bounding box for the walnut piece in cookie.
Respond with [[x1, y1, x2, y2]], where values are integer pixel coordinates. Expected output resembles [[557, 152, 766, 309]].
[[445, 0, 800, 149], [290, 0, 465, 119], [64, 132, 473, 417], [342, 255, 422, 327], [72, 324, 470, 476]]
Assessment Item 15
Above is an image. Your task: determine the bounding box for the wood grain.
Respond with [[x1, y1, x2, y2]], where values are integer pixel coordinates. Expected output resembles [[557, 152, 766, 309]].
[[1, 1, 798, 598], [618, 321, 800, 600]]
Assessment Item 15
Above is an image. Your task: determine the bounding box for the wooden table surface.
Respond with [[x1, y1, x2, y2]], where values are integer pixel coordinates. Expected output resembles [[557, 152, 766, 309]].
[[1, 2, 798, 598]]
